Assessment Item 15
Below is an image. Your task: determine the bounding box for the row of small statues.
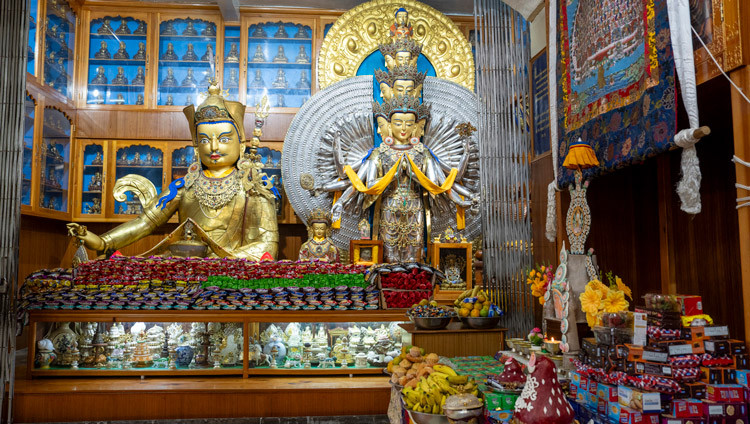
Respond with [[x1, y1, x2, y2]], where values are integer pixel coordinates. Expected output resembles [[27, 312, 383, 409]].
[[91, 93, 144, 106], [116, 151, 162, 166], [45, 30, 70, 58], [97, 19, 147, 36], [250, 23, 309, 39], [161, 68, 211, 88], [250, 45, 310, 64], [90, 66, 145, 86], [94, 41, 146, 61], [159, 21, 216, 37], [40, 196, 60, 210], [160, 43, 215, 62], [250, 69, 311, 89]]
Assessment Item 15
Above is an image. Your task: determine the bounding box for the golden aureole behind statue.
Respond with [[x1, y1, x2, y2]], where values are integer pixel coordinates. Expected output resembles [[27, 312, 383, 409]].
[[67, 80, 279, 261]]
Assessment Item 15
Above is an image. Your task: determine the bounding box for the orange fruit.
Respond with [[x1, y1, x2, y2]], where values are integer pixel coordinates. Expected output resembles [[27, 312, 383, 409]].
[[470, 309, 481, 317]]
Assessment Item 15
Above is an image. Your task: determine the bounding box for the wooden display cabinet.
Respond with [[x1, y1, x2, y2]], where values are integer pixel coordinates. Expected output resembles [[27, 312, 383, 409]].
[[21, 93, 40, 212], [108, 141, 167, 219], [27, 309, 408, 378], [73, 139, 109, 220], [430, 242, 473, 303]]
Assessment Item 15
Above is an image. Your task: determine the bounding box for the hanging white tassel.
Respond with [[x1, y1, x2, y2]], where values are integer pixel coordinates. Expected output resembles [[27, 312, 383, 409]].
[[545, 181, 557, 242], [734, 155, 750, 209], [674, 128, 708, 214]]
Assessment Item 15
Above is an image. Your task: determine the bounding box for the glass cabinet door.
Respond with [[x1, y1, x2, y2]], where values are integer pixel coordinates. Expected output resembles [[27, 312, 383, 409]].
[[170, 145, 194, 181], [22, 94, 36, 207], [80, 143, 105, 216], [40, 107, 71, 212], [28, 0, 38, 75], [246, 21, 312, 108], [86, 15, 149, 106], [44, 0, 76, 98], [157, 17, 218, 107], [257, 146, 283, 217], [223, 25, 241, 101], [113, 144, 163, 216]]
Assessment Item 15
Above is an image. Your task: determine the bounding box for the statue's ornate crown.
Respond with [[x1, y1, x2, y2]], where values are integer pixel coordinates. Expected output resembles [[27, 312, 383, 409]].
[[309, 208, 331, 225], [378, 37, 422, 58], [183, 80, 246, 145], [373, 95, 430, 122], [374, 64, 426, 87]]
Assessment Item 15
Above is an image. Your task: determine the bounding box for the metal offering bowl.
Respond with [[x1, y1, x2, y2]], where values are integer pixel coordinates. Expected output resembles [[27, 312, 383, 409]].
[[459, 316, 501, 329], [410, 316, 453, 330]]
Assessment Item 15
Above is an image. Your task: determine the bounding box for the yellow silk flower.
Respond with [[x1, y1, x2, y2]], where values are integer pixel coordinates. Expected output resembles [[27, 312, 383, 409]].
[[602, 289, 629, 313], [579, 286, 603, 315], [589, 279, 610, 298], [586, 312, 601, 328], [615, 276, 633, 300]]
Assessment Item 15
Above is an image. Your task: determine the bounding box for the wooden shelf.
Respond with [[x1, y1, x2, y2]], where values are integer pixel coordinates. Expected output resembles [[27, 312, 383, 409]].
[[30, 367, 243, 377], [249, 367, 385, 376]]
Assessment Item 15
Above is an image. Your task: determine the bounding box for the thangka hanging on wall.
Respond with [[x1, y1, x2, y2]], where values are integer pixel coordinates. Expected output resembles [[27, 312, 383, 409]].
[[555, 0, 676, 186]]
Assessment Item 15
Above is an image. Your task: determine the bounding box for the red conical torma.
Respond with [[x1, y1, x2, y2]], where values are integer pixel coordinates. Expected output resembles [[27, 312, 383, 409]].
[[497, 357, 526, 385], [514, 354, 575, 424]]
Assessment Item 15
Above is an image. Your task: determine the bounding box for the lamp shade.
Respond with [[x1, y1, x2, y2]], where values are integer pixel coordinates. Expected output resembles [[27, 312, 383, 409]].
[[563, 138, 600, 170]]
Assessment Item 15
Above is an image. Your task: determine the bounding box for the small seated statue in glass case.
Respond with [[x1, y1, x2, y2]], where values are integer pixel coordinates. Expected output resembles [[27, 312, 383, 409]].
[[165, 94, 174, 106], [294, 24, 308, 39], [250, 45, 265, 63], [272, 45, 288, 63], [94, 41, 110, 59], [112, 66, 128, 85], [226, 43, 240, 63], [250, 69, 265, 89], [132, 152, 141, 165], [88, 171, 103, 191], [86, 198, 102, 214], [133, 21, 147, 35], [202, 23, 216, 36], [295, 46, 310, 64], [251, 25, 267, 38], [276, 94, 285, 107], [113, 94, 125, 104], [182, 43, 198, 61], [161, 21, 177, 36], [91, 66, 107, 85], [161, 42, 178, 60], [271, 69, 288, 89], [133, 42, 146, 60], [161, 68, 178, 87], [136, 94, 144, 105], [182, 68, 197, 87], [98, 19, 114, 35], [118, 151, 128, 164], [113, 41, 129, 59], [92, 151, 103, 165], [296, 71, 311, 89], [274, 23, 289, 38], [185, 95, 193, 106], [182, 21, 198, 36], [115, 20, 131, 35], [144, 152, 153, 165], [226, 69, 239, 88], [132, 67, 145, 85], [201, 44, 214, 62]]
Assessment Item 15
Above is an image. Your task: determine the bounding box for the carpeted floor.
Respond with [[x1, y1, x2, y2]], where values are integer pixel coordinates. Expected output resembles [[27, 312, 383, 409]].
[[21, 416, 390, 424]]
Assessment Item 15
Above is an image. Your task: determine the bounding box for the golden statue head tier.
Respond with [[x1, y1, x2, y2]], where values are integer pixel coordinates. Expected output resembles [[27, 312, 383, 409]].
[[183, 81, 247, 146], [309, 207, 332, 225], [374, 64, 426, 99], [378, 37, 421, 70], [373, 94, 430, 122]]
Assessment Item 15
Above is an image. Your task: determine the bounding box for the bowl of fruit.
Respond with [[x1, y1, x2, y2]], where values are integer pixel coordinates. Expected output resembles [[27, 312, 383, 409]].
[[455, 289, 503, 329], [408, 300, 455, 330]]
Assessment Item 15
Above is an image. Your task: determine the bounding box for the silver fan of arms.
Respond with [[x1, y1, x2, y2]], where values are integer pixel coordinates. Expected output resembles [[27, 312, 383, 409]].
[[283, 75, 482, 256]]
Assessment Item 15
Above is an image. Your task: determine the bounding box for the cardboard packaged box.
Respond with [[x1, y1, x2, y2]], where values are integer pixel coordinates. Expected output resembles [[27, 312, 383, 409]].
[[675, 295, 703, 316], [670, 398, 704, 418], [660, 416, 706, 424], [619, 406, 659, 424], [732, 354, 748, 370], [599, 383, 619, 402], [729, 340, 747, 355], [702, 401, 748, 418], [706, 385, 745, 402], [707, 418, 748, 424], [609, 401, 623, 423], [734, 369, 750, 386], [704, 340, 731, 356], [702, 367, 737, 385], [618, 386, 662, 413]]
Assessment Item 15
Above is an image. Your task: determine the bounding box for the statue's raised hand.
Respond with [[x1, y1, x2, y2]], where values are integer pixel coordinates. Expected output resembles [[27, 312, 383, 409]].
[[66, 223, 105, 251]]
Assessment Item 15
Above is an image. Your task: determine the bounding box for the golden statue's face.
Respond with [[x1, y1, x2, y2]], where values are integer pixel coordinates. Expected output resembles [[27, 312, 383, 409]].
[[196, 121, 242, 170], [396, 11, 408, 26], [395, 51, 412, 66], [389, 112, 417, 144], [312, 222, 327, 239], [393, 79, 415, 97]]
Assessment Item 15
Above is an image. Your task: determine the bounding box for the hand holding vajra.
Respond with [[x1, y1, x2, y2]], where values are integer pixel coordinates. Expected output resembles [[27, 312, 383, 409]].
[[66, 223, 105, 252]]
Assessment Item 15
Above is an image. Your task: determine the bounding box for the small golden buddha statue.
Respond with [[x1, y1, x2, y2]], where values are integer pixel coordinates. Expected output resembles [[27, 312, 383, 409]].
[[113, 94, 125, 104], [161, 43, 178, 61], [271, 69, 287, 89], [295, 71, 310, 89], [161, 68, 178, 87], [98, 19, 113, 35], [298, 209, 340, 262], [185, 95, 193, 106], [251, 25, 267, 38], [132, 67, 145, 85], [272, 45, 288, 63], [165, 94, 174, 106], [91, 66, 107, 85], [115, 20, 131, 35], [274, 23, 289, 38], [250, 45, 265, 63], [87, 198, 102, 214], [182, 68, 197, 87], [67, 82, 279, 261], [133, 21, 146, 35], [294, 24, 308, 39], [161, 21, 177, 36], [94, 41, 110, 59], [250, 70, 265, 89], [390, 7, 413, 40], [133, 42, 146, 60], [276, 94, 285, 107], [183, 21, 198, 36], [94, 93, 104, 104], [201, 44, 214, 62], [113, 41, 129, 59], [225, 43, 240, 63], [92, 152, 103, 165], [112, 66, 128, 85], [294, 46, 310, 64], [136, 94, 144, 105], [202, 23, 216, 37], [183, 43, 198, 61], [226, 69, 239, 88]]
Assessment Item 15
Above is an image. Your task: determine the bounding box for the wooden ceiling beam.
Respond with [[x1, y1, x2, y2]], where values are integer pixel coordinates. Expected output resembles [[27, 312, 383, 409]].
[[217, 0, 240, 22]]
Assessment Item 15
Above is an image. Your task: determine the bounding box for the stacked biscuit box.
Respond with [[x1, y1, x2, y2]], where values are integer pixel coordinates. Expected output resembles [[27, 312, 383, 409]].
[[569, 294, 750, 424]]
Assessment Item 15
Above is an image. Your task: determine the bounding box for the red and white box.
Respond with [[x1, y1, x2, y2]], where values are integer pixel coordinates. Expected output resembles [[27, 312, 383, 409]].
[[707, 385, 745, 403], [670, 398, 703, 418], [675, 295, 703, 315]]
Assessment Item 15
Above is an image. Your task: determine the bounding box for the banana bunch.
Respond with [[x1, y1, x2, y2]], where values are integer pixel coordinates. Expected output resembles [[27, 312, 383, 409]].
[[400, 364, 480, 414], [454, 286, 483, 307]]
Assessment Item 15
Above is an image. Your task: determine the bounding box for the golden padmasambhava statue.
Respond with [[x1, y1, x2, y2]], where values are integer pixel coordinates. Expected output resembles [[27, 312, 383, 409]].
[[67, 81, 279, 261], [298, 208, 340, 262]]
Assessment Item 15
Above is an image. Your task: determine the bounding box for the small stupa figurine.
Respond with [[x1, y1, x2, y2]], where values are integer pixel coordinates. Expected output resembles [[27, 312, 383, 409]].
[[226, 69, 239, 88], [185, 95, 193, 106], [202, 23, 216, 36], [161, 42, 178, 60], [250, 69, 265, 89], [298, 208, 340, 262], [113, 93, 125, 104], [271, 69, 288, 89], [112, 66, 128, 85], [182, 21, 198, 36], [250, 45, 265, 63], [98, 19, 114, 35], [113, 41, 129, 59], [165, 94, 174, 106], [91, 66, 107, 84], [225, 43, 240, 63], [182, 68, 197, 87], [161, 21, 177, 36], [295, 71, 311, 89], [132, 67, 145, 85], [94, 41, 110, 59], [115, 20, 131, 35], [161, 68, 177, 87], [514, 354, 575, 424], [294, 46, 310, 64], [179, 43, 196, 62], [276, 94, 285, 107], [294, 24, 308, 39], [273, 23, 289, 38], [201, 44, 214, 62], [133, 42, 146, 60], [272, 45, 288, 63], [136, 94, 144, 105], [133, 21, 146, 35]]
